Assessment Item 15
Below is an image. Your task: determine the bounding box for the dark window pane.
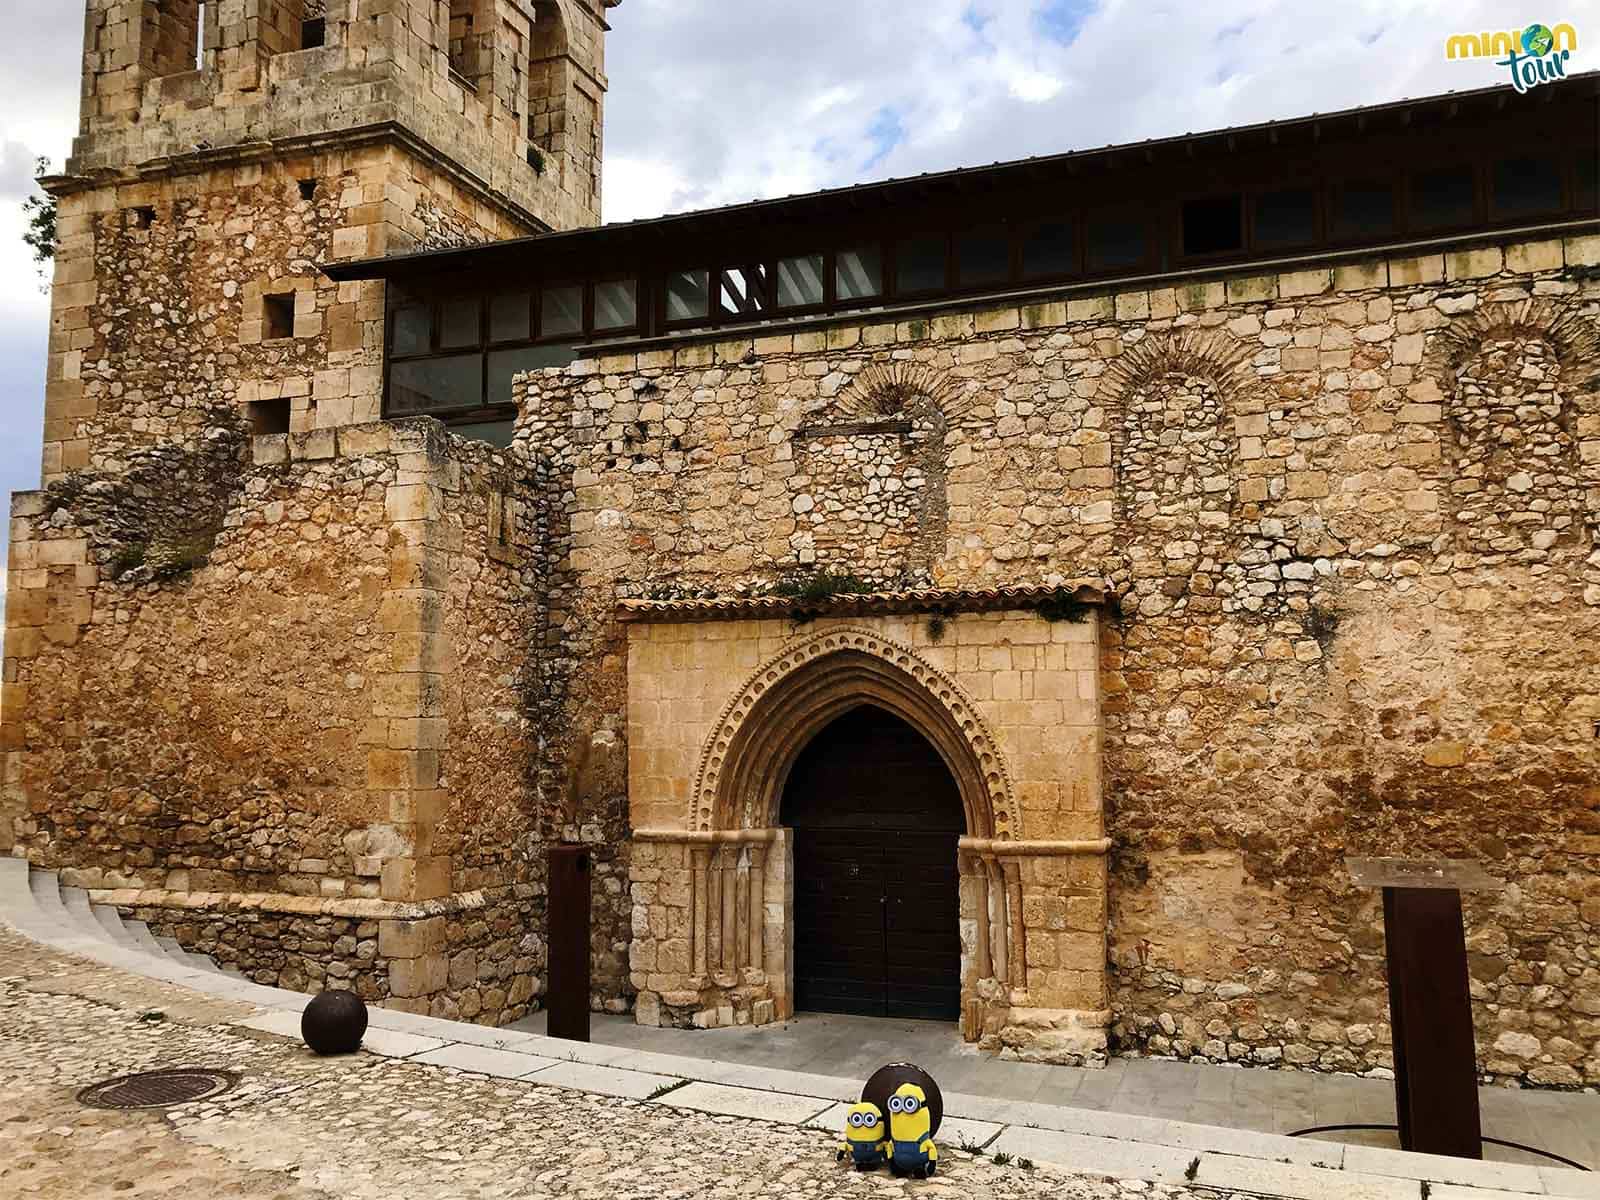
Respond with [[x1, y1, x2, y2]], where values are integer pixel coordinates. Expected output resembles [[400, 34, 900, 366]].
[[1022, 220, 1076, 278], [389, 355, 483, 415], [1334, 182, 1394, 238], [1494, 156, 1563, 217], [440, 296, 480, 349], [776, 255, 825, 308], [449, 420, 515, 449], [594, 279, 638, 330], [958, 227, 1010, 286], [541, 285, 584, 337], [719, 265, 770, 315], [489, 293, 532, 343], [1086, 212, 1147, 271], [1254, 189, 1316, 249], [1412, 166, 1476, 229], [391, 305, 432, 356], [1577, 154, 1597, 212], [665, 270, 710, 322], [836, 246, 883, 301], [1182, 195, 1242, 256], [896, 235, 946, 293], [488, 345, 577, 406]]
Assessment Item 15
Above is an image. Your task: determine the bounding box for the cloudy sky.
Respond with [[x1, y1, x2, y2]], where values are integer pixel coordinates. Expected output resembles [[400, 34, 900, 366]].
[[0, 0, 1557, 573]]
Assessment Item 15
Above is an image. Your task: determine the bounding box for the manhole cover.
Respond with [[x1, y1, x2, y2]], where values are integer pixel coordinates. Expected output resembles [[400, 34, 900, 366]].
[[78, 1069, 239, 1110]]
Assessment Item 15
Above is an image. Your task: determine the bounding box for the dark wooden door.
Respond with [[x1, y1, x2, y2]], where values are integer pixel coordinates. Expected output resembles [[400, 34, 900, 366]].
[[783, 706, 963, 1021]]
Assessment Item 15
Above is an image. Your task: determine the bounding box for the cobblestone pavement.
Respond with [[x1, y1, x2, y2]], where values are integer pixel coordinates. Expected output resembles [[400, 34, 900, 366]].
[[0, 924, 1223, 1200]]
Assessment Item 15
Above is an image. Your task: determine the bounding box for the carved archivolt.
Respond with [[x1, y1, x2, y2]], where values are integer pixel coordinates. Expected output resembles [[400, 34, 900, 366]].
[[690, 626, 1016, 838]]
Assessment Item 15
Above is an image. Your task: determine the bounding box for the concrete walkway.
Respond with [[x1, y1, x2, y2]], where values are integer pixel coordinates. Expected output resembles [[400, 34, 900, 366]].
[[5, 855, 1599, 1199], [513, 1008, 1600, 1172]]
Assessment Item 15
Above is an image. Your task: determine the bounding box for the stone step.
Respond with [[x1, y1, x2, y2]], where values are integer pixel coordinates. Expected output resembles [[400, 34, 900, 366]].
[[156, 934, 221, 972], [62, 888, 123, 947], [120, 918, 168, 957], [90, 903, 142, 949]]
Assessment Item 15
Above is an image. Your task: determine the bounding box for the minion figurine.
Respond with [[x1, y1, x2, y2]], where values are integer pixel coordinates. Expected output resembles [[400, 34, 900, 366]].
[[835, 1101, 888, 1170], [885, 1082, 939, 1178]]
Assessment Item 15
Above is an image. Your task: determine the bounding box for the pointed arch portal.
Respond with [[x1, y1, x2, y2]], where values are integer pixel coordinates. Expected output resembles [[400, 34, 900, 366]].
[[623, 599, 1112, 1056]]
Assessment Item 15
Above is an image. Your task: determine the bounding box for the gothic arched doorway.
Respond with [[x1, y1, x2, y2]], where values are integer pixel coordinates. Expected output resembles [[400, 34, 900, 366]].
[[779, 704, 964, 1021]]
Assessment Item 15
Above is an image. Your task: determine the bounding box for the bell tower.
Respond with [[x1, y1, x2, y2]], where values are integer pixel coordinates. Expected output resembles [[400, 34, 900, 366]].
[[40, 0, 617, 483]]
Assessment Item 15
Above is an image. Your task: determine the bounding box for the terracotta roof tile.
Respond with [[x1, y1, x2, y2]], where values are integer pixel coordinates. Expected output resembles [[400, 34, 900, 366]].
[[614, 580, 1112, 623]]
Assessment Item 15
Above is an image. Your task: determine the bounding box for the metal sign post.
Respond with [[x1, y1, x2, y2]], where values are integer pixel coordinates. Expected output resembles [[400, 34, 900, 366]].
[[547, 845, 593, 1043], [1347, 857, 1504, 1160]]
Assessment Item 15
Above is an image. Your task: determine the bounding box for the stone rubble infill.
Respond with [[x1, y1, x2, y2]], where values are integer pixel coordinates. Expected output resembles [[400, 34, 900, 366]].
[[5, 917, 1599, 1199]]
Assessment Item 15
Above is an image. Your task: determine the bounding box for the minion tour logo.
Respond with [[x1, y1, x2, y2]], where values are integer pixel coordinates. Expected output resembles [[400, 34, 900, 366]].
[[1446, 23, 1578, 93]]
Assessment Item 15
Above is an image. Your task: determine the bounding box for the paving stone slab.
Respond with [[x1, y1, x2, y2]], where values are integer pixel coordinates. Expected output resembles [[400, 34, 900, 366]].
[[1427, 1186, 1546, 1200], [660, 1082, 834, 1126], [938, 1117, 1004, 1151], [986, 1127, 1200, 1184], [360, 1027, 448, 1059], [530, 1061, 682, 1100], [1194, 1153, 1421, 1199], [236, 1011, 305, 1040], [411, 1043, 562, 1080], [1343, 1143, 1548, 1192]]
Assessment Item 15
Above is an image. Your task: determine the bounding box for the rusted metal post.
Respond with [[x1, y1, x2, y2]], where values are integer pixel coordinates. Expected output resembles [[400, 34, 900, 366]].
[[547, 845, 592, 1042], [1348, 857, 1503, 1161]]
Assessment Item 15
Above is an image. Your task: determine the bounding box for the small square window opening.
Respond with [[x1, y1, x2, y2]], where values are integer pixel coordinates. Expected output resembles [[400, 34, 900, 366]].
[[263, 293, 296, 341], [248, 398, 291, 436]]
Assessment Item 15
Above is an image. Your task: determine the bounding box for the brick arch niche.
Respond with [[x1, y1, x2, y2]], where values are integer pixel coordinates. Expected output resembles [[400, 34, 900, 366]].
[[623, 600, 1113, 1064]]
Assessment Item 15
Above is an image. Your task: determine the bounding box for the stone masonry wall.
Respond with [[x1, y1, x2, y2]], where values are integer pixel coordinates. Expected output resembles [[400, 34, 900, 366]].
[[514, 230, 1600, 1084], [4, 418, 552, 1026], [42, 145, 527, 486]]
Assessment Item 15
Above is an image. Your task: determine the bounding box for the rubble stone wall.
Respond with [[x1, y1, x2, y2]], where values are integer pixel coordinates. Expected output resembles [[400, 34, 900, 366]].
[[41, 146, 528, 487], [516, 231, 1600, 1083], [4, 419, 551, 1026]]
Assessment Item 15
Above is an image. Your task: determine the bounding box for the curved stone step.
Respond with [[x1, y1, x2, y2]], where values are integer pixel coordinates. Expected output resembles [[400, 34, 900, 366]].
[[119, 917, 168, 957], [156, 934, 222, 973]]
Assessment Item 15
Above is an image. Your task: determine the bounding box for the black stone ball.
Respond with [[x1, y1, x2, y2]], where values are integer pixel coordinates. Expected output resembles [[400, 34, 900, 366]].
[[300, 989, 368, 1056], [862, 1061, 943, 1139]]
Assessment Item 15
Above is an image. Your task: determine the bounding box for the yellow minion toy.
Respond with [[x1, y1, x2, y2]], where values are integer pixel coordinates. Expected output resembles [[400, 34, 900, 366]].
[[885, 1082, 938, 1178], [835, 1101, 889, 1170]]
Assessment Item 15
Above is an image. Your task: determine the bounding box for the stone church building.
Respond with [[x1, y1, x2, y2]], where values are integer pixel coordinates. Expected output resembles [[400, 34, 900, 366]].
[[4, 2, 1598, 1085]]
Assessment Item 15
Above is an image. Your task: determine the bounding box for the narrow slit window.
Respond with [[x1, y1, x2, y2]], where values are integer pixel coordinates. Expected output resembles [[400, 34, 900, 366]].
[[1181, 195, 1243, 257]]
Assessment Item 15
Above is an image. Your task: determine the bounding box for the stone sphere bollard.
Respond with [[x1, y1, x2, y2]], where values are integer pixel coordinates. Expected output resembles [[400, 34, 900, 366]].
[[862, 1062, 943, 1138], [300, 990, 369, 1056]]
